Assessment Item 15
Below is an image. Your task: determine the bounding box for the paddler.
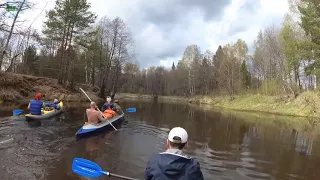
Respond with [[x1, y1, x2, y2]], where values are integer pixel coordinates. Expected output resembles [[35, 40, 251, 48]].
[[101, 96, 116, 112], [45, 99, 61, 110], [113, 99, 123, 114], [27, 93, 45, 115], [144, 127, 204, 180], [86, 101, 107, 124]]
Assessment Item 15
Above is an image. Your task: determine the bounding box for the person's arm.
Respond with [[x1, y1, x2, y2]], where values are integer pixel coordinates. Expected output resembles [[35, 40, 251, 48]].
[[27, 103, 30, 110], [144, 160, 153, 180], [111, 104, 117, 111], [101, 104, 106, 112], [97, 111, 106, 121], [187, 161, 204, 180]]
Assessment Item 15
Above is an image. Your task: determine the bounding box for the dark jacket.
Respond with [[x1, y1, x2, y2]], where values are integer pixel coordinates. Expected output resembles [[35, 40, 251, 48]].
[[101, 102, 116, 112], [45, 101, 60, 110], [144, 149, 204, 180], [29, 100, 43, 115]]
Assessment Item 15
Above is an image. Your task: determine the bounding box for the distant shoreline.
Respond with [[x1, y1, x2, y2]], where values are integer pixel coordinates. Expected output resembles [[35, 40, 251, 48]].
[[116, 92, 320, 118], [2, 72, 319, 118]]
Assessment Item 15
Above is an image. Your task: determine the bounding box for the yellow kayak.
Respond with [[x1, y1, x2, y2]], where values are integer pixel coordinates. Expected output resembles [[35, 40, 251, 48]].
[[25, 101, 64, 120]]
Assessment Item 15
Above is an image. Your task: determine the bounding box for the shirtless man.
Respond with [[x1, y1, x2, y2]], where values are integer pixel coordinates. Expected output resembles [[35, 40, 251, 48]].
[[86, 102, 106, 124]]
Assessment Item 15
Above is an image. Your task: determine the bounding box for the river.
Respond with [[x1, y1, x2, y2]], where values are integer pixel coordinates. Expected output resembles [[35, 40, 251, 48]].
[[0, 99, 319, 180]]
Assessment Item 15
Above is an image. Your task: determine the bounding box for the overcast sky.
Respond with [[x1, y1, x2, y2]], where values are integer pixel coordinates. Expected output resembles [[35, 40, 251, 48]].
[[23, 0, 289, 69]]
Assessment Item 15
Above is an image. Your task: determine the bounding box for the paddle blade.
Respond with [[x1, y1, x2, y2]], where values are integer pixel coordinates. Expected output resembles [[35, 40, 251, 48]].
[[72, 158, 108, 178], [126, 108, 136, 113], [12, 109, 24, 116]]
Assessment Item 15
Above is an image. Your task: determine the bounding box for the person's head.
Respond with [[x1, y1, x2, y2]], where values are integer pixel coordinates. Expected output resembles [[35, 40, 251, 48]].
[[54, 99, 59, 103], [90, 101, 97, 109], [35, 93, 41, 100], [106, 96, 111, 103], [167, 127, 188, 150]]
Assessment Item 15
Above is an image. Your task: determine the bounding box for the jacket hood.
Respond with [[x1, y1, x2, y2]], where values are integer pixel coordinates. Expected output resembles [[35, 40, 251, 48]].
[[157, 152, 191, 177], [144, 148, 204, 180]]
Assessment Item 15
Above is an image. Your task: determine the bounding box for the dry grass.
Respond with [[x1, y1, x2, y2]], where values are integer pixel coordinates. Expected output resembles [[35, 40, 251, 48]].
[[0, 72, 102, 103]]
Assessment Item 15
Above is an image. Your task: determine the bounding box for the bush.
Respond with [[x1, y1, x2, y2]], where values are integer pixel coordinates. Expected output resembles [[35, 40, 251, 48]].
[[257, 79, 281, 96]]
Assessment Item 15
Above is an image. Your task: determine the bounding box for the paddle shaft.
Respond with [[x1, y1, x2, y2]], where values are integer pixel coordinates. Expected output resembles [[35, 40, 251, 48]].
[[107, 172, 140, 180], [79, 88, 117, 131]]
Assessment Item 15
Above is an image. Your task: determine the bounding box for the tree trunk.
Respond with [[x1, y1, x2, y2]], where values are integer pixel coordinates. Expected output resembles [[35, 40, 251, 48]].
[[0, 0, 26, 70]]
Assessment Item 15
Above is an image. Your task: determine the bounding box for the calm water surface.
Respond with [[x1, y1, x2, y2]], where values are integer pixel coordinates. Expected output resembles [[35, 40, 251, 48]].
[[0, 99, 320, 180]]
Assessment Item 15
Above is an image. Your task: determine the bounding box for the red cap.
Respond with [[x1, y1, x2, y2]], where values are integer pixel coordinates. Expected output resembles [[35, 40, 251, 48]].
[[35, 93, 41, 100]]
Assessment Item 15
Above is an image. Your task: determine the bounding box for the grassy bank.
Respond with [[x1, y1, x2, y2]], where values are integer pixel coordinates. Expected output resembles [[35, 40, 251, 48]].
[[116, 92, 320, 118], [0, 72, 103, 103]]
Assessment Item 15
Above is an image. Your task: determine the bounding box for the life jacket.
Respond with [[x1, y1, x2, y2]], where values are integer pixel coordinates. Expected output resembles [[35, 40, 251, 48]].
[[103, 108, 116, 118], [29, 100, 43, 115]]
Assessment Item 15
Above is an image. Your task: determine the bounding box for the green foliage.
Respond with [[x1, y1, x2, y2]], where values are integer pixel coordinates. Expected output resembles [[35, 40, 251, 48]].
[[21, 45, 39, 75], [258, 79, 281, 96], [9, 0, 320, 100], [297, 0, 320, 74], [240, 60, 251, 89]]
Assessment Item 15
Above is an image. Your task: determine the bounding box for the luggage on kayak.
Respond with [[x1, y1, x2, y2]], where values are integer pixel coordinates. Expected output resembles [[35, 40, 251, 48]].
[[103, 109, 116, 119]]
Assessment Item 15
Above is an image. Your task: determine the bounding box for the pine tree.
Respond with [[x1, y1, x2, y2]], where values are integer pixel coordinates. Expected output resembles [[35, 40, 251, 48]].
[[240, 60, 251, 89], [297, 0, 320, 77]]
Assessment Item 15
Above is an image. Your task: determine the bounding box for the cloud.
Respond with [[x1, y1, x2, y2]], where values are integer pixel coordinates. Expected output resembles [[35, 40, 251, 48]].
[[23, 0, 289, 69]]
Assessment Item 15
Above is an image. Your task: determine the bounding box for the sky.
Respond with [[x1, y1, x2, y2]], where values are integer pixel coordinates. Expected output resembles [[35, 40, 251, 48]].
[[21, 0, 290, 69]]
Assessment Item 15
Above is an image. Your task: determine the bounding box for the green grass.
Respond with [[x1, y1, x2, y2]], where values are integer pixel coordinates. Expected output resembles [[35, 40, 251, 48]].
[[200, 92, 320, 117], [118, 91, 320, 118]]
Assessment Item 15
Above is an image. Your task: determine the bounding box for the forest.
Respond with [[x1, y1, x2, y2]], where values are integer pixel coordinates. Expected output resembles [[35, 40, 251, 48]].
[[0, 0, 319, 100]]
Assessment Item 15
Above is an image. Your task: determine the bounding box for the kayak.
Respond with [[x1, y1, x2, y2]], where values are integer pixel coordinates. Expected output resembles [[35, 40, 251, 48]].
[[25, 101, 64, 120], [75, 113, 125, 137]]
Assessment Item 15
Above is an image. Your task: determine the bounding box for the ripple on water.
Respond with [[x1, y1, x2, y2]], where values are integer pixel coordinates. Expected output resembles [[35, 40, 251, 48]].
[[0, 114, 75, 180], [123, 120, 168, 151], [188, 141, 276, 180]]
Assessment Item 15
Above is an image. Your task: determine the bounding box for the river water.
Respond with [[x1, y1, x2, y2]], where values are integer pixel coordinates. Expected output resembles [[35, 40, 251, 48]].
[[0, 99, 320, 180]]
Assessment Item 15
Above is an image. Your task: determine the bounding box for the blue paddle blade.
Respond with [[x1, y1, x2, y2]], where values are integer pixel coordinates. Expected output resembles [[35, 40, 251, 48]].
[[12, 109, 24, 116], [126, 108, 136, 113], [72, 158, 108, 178]]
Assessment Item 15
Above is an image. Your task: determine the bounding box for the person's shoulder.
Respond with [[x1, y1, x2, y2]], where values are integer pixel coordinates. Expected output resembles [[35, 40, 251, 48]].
[[189, 158, 201, 167], [146, 153, 162, 164], [186, 158, 204, 178]]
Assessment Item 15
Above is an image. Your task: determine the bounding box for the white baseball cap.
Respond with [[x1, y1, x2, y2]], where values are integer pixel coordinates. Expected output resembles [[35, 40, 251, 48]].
[[168, 127, 188, 144]]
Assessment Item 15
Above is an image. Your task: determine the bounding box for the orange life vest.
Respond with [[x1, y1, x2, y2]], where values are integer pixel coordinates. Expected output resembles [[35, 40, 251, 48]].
[[103, 109, 116, 118]]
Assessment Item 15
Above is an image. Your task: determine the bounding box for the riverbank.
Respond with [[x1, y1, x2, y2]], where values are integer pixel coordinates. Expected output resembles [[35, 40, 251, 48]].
[[116, 92, 320, 118], [0, 72, 103, 103]]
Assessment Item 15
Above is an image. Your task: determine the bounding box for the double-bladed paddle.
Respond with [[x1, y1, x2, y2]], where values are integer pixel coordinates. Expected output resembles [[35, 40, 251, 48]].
[[12, 109, 24, 116], [126, 108, 136, 113], [72, 157, 140, 180]]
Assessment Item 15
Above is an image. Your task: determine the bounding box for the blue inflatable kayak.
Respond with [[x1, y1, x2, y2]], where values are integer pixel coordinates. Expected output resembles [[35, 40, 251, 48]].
[[75, 113, 125, 137]]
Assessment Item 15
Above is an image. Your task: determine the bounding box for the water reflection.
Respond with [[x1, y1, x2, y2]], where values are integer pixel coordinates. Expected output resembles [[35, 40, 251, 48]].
[[126, 100, 320, 179], [0, 100, 320, 179]]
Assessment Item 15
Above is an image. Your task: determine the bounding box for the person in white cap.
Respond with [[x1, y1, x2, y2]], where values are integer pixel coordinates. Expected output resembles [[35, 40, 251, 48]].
[[101, 95, 117, 112], [53, 99, 61, 110], [144, 127, 204, 180]]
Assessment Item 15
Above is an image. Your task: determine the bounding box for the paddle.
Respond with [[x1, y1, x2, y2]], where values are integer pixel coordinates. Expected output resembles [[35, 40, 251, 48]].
[[79, 88, 118, 131], [72, 157, 140, 180], [12, 109, 24, 116], [126, 108, 136, 113]]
